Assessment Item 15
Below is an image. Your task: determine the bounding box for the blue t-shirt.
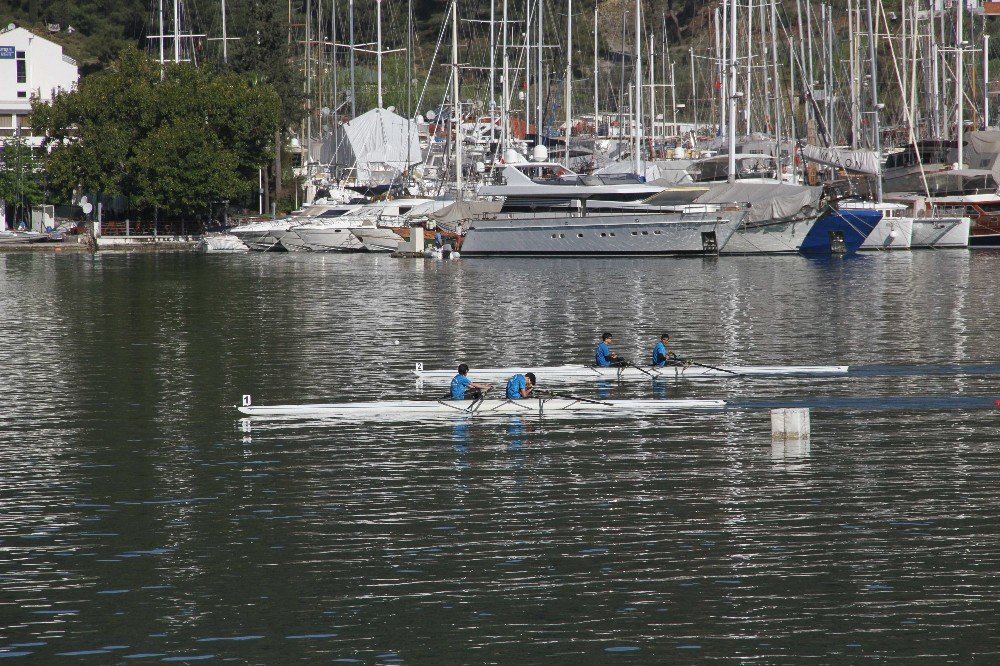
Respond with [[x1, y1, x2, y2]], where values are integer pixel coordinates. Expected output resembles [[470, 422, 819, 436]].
[[652, 341, 668, 366], [506, 374, 528, 399], [451, 374, 472, 399], [595, 341, 613, 367]]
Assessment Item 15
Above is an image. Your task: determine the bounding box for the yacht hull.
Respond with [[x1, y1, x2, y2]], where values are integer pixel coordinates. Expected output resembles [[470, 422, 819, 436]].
[[860, 216, 914, 250], [720, 218, 818, 254], [459, 211, 743, 256], [910, 217, 970, 248], [351, 227, 404, 252], [292, 227, 367, 252]]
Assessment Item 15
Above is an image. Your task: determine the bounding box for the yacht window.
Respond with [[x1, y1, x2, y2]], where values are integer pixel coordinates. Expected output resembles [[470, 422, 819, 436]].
[[600, 232, 607, 237], [641, 231, 649, 235], [631, 231, 638, 236], [577, 233, 584, 238], [654, 230, 661, 235]]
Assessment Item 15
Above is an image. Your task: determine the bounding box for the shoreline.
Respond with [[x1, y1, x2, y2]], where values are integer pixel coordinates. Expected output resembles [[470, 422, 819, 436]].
[[0, 235, 200, 252]]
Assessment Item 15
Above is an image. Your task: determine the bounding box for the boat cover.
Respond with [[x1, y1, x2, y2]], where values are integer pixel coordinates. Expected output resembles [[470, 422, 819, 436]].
[[691, 182, 824, 224], [325, 107, 422, 182], [800, 145, 881, 175]]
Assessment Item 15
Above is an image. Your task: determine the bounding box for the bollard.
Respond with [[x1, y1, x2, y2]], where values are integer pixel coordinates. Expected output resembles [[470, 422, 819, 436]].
[[771, 407, 810, 440], [410, 226, 425, 253]]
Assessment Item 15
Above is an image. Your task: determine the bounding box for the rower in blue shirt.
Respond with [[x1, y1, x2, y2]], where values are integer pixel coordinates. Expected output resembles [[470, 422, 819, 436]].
[[652, 332, 680, 367], [505, 372, 536, 399], [594, 331, 628, 367], [450, 363, 494, 400]]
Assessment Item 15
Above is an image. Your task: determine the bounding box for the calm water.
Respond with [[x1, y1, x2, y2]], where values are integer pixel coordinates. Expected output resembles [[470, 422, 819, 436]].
[[1, 249, 999, 663]]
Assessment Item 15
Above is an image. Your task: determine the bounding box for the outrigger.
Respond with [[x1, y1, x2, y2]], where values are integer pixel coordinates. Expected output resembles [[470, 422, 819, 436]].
[[412, 362, 849, 383], [236, 394, 726, 420]]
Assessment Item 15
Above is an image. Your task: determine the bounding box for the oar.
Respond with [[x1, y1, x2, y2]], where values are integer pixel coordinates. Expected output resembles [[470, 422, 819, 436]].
[[467, 386, 494, 413], [536, 390, 614, 407], [674, 357, 743, 377], [624, 360, 657, 379]]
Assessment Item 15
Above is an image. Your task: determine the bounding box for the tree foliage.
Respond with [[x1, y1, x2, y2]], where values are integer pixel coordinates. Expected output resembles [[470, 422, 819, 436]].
[[31, 46, 281, 218], [0, 137, 44, 222], [229, 1, 303, 127]]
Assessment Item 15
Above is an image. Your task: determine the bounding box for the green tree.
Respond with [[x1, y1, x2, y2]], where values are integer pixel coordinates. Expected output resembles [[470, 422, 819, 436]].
[[0, 136, 45, 227], [31, 45, 281, 220], [230, 1, 303, 127]]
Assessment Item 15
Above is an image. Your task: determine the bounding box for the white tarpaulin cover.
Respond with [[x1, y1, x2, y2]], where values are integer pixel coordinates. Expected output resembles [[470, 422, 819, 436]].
[[328, 108, 421, 182], [800, 144, 881, 175], [691, 182, 824, 224], [423, 200, 504, 232]]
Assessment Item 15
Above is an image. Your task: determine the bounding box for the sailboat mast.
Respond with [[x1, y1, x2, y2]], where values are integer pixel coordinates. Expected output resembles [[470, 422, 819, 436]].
[[502, 0, 509, 153], [565, 0, 573, 167], [634, 0, 642, 173], [376, 0, 383, 109], [864, 0, 882, 201], [727, 0, 737, 184], [956, 0, 964, 166], [489, 0, 496, 144], [452, 0, 463, 198], [349, 0, 356, 117], [594, 7, 599, 137]]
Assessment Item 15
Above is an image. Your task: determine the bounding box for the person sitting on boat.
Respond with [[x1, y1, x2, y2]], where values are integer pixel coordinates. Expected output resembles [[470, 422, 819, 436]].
[[652, 332, 682, 367], [595, 332, 628, 368], [505, 372, 536, 400], [451, 363, 494, 400]]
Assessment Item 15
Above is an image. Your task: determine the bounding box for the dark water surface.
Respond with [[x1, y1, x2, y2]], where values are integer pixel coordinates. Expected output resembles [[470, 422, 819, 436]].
[[1, 250, 999, 663]]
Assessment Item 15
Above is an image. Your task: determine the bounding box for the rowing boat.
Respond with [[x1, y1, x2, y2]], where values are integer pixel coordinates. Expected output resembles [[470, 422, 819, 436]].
[[236, 394, 725, 419], [412, 362, 849, 383]]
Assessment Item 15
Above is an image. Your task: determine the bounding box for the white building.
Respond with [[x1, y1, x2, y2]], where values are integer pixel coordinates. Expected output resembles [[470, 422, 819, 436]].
[[0, 23, 78, 147]]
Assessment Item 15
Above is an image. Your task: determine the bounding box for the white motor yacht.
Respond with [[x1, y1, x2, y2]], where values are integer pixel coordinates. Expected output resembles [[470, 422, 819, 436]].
[[460, 163, 745, 256], [294, 198, 434, 252]]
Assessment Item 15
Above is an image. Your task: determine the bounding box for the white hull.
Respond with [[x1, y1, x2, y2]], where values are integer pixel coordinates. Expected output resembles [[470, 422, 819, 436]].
[[860, 216, 914, 250], [413, 363, 849, 383], [275, 230, 311, 251], [351, 227, 404, 252], [460, 211, 743, 256], [196, 234, 248, 253], [292, 226, 367, 252], [238, 397, 726, 419], [720, 219, 818, 254], [229, 226, 292, 252], [910, 217, 971, 248], [0, 231, 46, 245]]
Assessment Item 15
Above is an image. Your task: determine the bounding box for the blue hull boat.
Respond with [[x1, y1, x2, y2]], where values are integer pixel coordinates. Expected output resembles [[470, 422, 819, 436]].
[[800, 208, 883, 255]]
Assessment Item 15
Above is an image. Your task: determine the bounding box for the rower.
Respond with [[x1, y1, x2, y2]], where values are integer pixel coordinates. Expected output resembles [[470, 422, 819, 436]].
[[505, 372, 536, 400], [451, 363, 494, 400], [595, 332, 627, 368], [652, 332, 682, 367]]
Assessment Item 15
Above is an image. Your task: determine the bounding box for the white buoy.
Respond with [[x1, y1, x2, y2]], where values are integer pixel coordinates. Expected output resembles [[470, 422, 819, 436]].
[[771, 408, 810, 439]]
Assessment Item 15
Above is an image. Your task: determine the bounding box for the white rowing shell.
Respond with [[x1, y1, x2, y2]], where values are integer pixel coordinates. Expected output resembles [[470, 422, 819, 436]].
[[237, 397, 726, 419], [412, 363, 849, 383]]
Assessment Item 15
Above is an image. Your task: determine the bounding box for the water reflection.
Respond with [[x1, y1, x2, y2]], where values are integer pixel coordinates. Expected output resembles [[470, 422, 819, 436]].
[[1, 251, 999, 662]]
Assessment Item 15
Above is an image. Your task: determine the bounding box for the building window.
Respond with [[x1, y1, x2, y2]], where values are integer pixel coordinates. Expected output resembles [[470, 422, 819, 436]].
[[17, 91, 26, 98], [16, 51, 26, 84]]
